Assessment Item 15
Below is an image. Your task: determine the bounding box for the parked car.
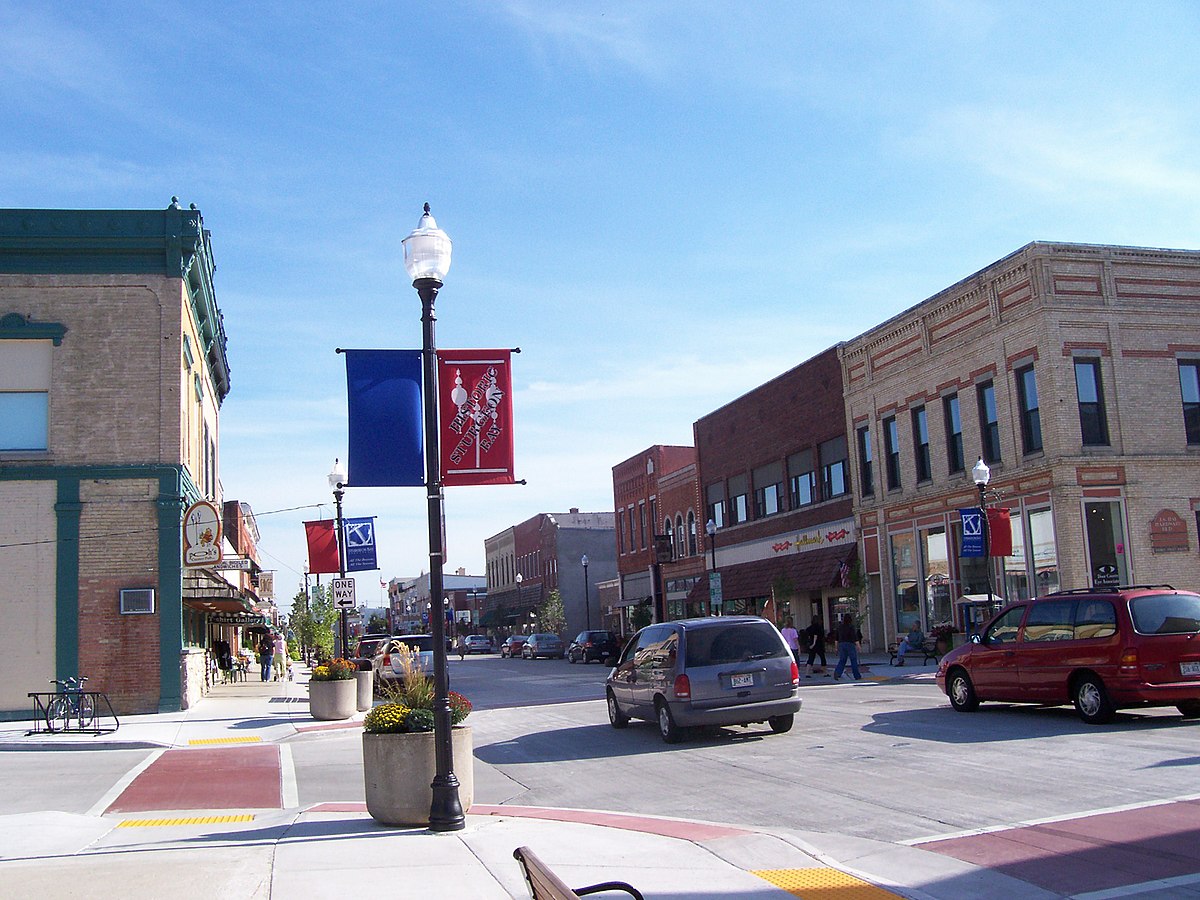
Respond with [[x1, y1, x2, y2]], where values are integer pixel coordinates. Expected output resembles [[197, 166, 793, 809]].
[[464, 634, 493, 654], [937, 585, 1200, 724], [372, 634, 435, 691], [606, 616, 801, 743], [499, 635, 528, 658], [567, 630, 621, 665], [352, 634, 391, 671], [522, 633, 565, 659]]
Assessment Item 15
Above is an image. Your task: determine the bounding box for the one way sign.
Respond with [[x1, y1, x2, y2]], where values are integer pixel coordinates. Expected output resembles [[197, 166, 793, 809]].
[[331, 577, 356, 609]]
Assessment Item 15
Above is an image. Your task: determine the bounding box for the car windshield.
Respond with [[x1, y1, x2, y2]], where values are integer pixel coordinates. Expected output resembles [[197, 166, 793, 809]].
[[684, 622, 787, 667], [1130, 593, 1200, 634], [393, 636, 433, 651]]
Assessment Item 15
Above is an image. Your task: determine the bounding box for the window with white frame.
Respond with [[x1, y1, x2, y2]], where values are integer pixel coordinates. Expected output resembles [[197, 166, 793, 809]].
[[0, 339, 52, 451]]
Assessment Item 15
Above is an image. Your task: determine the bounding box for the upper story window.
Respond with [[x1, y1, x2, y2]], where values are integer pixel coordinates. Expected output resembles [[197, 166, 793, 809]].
[[638, 501, 647, 548], [1179, 361, 1200, 445], [1074, 358, 1110, 446], [788, 449, 815, 507], [943, 393, 964, 474], [856, 426, 874, 498], [883, 416, 901, 490], [705, 483, 725, 529], [1015, 365, 1043, 454], [820, 435, 848, 499], [675, 514, 685, 557], [687, 511, 697, 556], [728, 473, 749, 524], [977, 380, 1001, 463], [663, 517, 674, 559], [0, 340, 52, 451], [753, 462, 784, 517], [911, 406, 931, 482]]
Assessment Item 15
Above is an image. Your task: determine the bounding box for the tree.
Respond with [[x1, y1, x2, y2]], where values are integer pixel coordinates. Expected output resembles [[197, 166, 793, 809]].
[[291, 584, 337, 662], [538, 589, 567, 636], [630, 599, 652, 630]]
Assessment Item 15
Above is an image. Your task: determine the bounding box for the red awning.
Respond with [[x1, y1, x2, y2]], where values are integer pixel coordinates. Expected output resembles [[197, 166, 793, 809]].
[[687, 544, 857, 605]]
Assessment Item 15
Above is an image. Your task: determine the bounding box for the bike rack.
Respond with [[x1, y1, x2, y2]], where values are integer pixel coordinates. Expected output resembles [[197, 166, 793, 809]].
[[25, 692, 120, 736]]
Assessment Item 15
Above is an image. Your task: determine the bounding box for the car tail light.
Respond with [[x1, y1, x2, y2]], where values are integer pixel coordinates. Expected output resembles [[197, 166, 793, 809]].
[[673, 674, 691, 699], [790, 661, 800, 686], [1119, 648, 1139, 673]]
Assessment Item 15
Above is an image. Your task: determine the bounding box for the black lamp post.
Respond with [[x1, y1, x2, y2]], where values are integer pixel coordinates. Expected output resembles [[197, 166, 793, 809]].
[[403, 203, 463, 832], [581, 554, 591, 631], [972, 457, 994, 608], [328, 459, 349, 659], [705, 518, 718, 616]]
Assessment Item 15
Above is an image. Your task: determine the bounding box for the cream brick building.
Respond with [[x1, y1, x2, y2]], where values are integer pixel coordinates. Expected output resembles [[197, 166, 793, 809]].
[[840, 242, 1200, 649], [0, 202, 256, 715]]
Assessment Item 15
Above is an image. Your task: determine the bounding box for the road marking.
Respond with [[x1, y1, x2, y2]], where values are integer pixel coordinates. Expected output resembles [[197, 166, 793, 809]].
[[753, 867, 902, 897], [1071, 872, 1200, 899], [187, 736, 263, 745], [87, 748, 165, 817], [117, 814, 255, 828], [279, 743, 299, 809]]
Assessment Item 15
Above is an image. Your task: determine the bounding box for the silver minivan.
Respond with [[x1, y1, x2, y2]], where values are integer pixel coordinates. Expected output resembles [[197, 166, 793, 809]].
[[605, 616, 802, 743]]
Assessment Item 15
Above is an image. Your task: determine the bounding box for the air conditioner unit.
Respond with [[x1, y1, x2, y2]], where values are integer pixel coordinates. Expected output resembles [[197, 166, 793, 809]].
[[120, 588, 155, 615]]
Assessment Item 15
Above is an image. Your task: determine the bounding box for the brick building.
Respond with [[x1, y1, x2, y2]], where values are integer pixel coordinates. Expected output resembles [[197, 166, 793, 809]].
[[0, 202, 261, 715], [483, 510, 616, 640], [611, 446, 705, 627], [688, 348, 860, 637], [840, 241, 1200, 650]]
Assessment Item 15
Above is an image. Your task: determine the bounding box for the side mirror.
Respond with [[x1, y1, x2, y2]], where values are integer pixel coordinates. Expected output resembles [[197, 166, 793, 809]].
[[971, 634, 982, 644]]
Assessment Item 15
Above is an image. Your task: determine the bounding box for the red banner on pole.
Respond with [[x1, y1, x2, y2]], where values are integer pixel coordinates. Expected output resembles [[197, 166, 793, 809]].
[[987, 508, 1013, 557], [304, 520, 341, 574], [437, 349, 516, 486]]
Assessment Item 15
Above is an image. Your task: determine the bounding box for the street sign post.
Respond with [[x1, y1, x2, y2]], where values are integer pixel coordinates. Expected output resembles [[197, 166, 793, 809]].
[[331, 577, 356, 609]]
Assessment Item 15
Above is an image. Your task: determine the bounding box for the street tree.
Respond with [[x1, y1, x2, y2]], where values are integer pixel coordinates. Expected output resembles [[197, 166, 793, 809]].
[[538, 589, 567, 635]]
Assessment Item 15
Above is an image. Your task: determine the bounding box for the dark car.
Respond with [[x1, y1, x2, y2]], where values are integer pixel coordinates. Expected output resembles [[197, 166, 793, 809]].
[[499, 635, 528, 658], [937, 585, 1200, 724], [522, 633, 565, 659], [567, 630, 621, 665], [352, 634, 390, 671], [606, 616, 801, 743]]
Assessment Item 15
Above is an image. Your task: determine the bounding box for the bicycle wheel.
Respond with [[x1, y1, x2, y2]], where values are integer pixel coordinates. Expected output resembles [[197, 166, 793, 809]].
[[46, 696, 71, 732], [77, 694, 96, 729]]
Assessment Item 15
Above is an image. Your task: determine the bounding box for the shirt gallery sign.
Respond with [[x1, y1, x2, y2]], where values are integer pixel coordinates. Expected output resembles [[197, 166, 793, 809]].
[[771, 520, 856, 555]]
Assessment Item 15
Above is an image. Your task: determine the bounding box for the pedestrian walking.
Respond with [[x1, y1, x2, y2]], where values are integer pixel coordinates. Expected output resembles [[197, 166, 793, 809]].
[[272, 632, 287, 681], [456, 635, 467, 660], [258, 633, 274, 682], [804, 615, 827, 678], [832, 613, 862, 681], [779, 617, 801, 667]]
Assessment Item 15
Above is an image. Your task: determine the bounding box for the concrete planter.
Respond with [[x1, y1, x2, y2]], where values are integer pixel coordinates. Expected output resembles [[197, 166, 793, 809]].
[[362, 725, 473, 826], [308, 679, 357, 720], [355, 670, 373, 711]]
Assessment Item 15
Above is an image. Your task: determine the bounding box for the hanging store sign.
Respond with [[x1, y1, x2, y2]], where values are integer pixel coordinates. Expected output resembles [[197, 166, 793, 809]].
[[183, 500, 222, 567], [211, 558, 252, 571], [209, 613, 267, 626]]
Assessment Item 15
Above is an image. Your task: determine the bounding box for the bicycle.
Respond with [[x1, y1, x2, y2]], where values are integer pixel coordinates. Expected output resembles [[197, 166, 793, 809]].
[[46, 676, 95, 732]]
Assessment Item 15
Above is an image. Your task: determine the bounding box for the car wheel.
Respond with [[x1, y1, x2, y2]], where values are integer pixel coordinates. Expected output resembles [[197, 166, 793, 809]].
[[1176, 701, 1200, 718], [607, 690, 629, 729], [768, 714, 794, 734], [947, 669, 979, 712], [568, 650, 577, 664], [1074, 675, 1115, 725], [656, 699, 682, 744]]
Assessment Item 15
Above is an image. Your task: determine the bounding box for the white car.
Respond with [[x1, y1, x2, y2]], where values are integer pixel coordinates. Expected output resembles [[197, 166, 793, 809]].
[[464, 635, 493, 654], [373, 634, 434, 690]]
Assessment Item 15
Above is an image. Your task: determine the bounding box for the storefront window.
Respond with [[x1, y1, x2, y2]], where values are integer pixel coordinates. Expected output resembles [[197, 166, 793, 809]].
[[891, 531, 919, 632], [1029, 508, 1060, 595], [1003, 511, 1030, 601], [921, 527, 951, 626]]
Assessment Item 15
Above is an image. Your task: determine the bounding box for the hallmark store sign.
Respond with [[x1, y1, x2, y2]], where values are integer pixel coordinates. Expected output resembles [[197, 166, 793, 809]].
[[718, 517, 857, 568]]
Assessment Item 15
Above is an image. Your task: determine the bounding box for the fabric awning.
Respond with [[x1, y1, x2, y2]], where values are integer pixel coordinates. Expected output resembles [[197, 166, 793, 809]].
[[183, 569, 258, 614], [687, 544, 858, 605]]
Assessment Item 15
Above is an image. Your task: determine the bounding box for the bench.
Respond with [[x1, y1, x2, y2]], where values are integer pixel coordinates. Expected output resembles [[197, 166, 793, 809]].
[[888, 638, 940, 666], [513, 846, 644, 900]]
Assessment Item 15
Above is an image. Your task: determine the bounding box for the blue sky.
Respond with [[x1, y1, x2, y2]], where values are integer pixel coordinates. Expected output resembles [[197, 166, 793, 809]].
[[4, 2, 1199, 611]]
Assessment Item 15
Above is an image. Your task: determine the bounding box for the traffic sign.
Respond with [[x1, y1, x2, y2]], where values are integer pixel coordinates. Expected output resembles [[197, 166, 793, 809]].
[[331, 577, 356, 609]]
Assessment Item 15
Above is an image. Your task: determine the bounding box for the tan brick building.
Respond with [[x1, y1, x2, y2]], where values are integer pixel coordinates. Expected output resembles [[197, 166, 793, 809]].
[[840, 242, 1200, 649], [0, 203, 261, 716]]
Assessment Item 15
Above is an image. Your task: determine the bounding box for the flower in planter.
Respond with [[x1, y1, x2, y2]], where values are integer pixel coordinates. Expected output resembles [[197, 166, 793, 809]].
[[310, 658, 357, 681], [368, 644, 473, 733], [930, 622, 957, 641], [363, 703, 412, 734]]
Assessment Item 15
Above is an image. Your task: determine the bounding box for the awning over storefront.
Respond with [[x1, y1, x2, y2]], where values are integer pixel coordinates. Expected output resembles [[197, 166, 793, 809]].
[[183, 569, 258, 614], [687, 543, 857, 606]]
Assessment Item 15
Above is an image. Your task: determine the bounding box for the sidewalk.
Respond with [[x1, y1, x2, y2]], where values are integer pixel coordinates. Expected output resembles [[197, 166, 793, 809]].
[[0, 659, 1050, 899]]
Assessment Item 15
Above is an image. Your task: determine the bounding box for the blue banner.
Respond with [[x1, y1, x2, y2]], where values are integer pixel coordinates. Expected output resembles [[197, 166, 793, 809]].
[[343, 516, 378, 572], [960, 508, 984, 557], [345, 349, 424, 487]]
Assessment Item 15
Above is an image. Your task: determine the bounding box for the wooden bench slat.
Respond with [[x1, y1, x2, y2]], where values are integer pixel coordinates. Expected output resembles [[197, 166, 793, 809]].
[[514, 846, 644, 900]]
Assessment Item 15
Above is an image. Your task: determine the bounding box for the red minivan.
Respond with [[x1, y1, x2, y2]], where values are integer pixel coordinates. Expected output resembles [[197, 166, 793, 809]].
[[937, 585, 1200, 724]]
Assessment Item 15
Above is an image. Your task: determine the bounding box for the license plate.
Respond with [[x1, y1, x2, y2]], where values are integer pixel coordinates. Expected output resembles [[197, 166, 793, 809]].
[[729, 673, 755, 689], [1182, 661, 1200, 677]]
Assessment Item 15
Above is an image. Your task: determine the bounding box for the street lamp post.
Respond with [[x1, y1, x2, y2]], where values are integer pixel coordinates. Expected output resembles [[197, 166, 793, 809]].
[[972, 457, 994, 608], [581, 554, 590, 631], [403, 203, 463, 832], [328, 459, 349, 660], [705, 519, 719, 616]]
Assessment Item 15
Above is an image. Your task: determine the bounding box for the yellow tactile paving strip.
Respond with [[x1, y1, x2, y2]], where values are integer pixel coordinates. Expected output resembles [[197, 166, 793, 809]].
[[752, 867, 902, 898], [187, 736, 263, 745], [117, 814, 255, 828]]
